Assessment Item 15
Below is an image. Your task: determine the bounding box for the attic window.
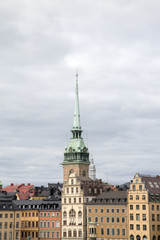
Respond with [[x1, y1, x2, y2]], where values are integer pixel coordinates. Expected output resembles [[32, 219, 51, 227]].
[[154, 182, 159, 188], [149, 182, 154, 188]]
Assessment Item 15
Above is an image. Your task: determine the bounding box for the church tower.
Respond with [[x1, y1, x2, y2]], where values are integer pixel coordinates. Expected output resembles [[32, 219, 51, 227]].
[[63, 74, 90, 182]]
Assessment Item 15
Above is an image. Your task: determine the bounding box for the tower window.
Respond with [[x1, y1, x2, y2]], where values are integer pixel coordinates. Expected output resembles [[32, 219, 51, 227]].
[[83, 170, 86, 177]]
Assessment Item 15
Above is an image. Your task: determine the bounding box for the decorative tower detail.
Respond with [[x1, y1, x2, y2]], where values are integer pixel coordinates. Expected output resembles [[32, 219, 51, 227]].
[[89, 157, 96, 180], [63, 74, 90, 182]]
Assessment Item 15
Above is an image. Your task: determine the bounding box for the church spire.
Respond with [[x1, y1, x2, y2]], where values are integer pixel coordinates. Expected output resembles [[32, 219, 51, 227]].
[[72, 71, 81, 131]]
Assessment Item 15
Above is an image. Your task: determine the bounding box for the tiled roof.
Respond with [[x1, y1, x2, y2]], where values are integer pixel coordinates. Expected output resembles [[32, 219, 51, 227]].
[[141, 175, 160, 194]]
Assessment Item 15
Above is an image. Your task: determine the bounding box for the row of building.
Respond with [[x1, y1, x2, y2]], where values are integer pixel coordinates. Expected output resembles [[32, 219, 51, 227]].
[[0, 173, 160, 240], [1, 75, 160, 240]]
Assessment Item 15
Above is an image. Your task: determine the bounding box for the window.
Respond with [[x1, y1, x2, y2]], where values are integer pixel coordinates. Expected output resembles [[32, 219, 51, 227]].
[[106, 228, 110, 235], [143, 214, 146, 221], [47, 221, 50, 227], [69, 198, 71, 203], [143, 225, 147, 230], [79, 198, 81, 203], [157, 225, 160, 231], [130, 205, 133, 210], [4, 231, 7, 240], [68, 229, 72, 237], [56, 221, 59, 227], [143, 205, 146, 210], [142, 195, 146, 200], [106, 208, 109, 213], [74, 198, 76, 203], [47, 231, 50, 238], [136, 205, 139, 210], [122, 229, 125, 236], [130, 224, 134, 230], [101, 228, 104, 235], [5, 214, 8, 218], [152, 225, 155, 231], [94, 188, 97, 194], [117, 217, 120, 223], [117, 229, 120, 235], [136, 214, 140, 221], [95, 208, 97, 213], [106, 217, 109, 222], [88, 209, 92, 213], [78, 211, 82, 218], [157, 214, 160, 221], [78, 230, 82, 238], [10, 214, 13, 218], [69, 209, 76, 218], [136, 225, 140, 230], [16, 213, 20, 218], [101, 217, 104, 223], [122, 208, 125, 213], [71, 179, 74, 185], [130, 195, 133, 200], [52, 221, 54, 227], [136, 195, 139, 200], [0, 214, 2, 218], [139, 185, 142, 190], [4, 222, 8, 229], [76, 187, 78, 193], [112, 228, 115, 235], [52, 212, 55, 216], [88, 217, 91, 222], [67, 188, 69, 193], [0, 223, 2, 229], [95, 217, 98, 222], [157, 205, 159, 211], [63, 230, 67, 238], [71, 188, 74, 193], [101, 208, 104, 213], [130, 214, 133, 220], [111, 208, 114, 213], [73, 230, 77, 238], [116, 208, 120, 213], [16, 222, 19, 228], [122, 217, 125, 223], [63, 211, 67, 218], [152, 214, 155, 221], [64, 198, 66, 203], [133, 185, 136, 191], [111, 217, 114, 222]]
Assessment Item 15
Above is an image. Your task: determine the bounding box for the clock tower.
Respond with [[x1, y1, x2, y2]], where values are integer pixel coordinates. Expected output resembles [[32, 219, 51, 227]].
[[63, 74, 90, 182]]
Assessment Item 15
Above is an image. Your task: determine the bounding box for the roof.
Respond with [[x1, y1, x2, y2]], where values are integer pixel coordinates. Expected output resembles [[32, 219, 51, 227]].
[[87, 190, 127, 205], [2, 183, 34, 194], [141, 175, 160, 194]]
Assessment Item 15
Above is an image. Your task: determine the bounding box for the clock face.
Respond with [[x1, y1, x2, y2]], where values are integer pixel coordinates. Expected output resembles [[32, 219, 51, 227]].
[[69, 147, 72, 152], [83, 147, 87, 152]]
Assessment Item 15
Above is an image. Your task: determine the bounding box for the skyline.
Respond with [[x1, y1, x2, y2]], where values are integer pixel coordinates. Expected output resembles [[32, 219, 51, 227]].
[[1, 0, 160, 186]]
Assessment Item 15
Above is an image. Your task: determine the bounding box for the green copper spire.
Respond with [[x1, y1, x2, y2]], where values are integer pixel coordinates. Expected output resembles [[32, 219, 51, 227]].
[[63, 74, 90, 164], [73, 72, 81, 131]]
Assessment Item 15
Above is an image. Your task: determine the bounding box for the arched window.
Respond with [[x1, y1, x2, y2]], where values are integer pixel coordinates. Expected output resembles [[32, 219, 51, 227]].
[[136, 235, 141, 240], [83, 170, 86, 177], [78, 230, 82, 238], [63, 229, 67, 238], [73, 230, 77, 237], [153, 236, 156, 240], [130, 236, 134, 240], [78, 211, 82, 218], [143, 236, 147, 240], [63, 211, 67, 218], [69, 209, 76, 218], [68, 229, 72, 237]]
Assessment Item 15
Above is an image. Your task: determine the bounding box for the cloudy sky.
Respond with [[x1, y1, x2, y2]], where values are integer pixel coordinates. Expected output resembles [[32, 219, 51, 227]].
[[1, 0, 160, 187]]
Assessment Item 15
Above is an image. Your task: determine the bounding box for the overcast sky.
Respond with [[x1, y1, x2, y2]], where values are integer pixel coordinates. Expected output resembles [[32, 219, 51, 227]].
[[1, 0, 160, 187]]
